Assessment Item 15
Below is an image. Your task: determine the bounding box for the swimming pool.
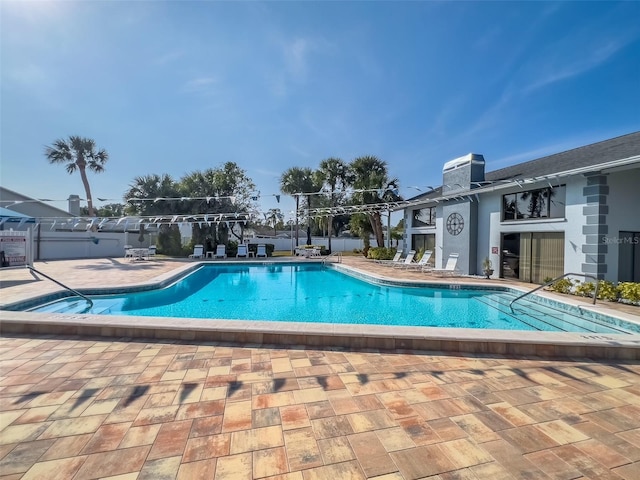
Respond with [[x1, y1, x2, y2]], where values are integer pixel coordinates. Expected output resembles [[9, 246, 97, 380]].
[[23, 263, 637, 334]]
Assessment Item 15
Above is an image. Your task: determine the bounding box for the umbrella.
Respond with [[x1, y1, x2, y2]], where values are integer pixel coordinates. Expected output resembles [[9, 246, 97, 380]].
[[306, 225, 312, 246]]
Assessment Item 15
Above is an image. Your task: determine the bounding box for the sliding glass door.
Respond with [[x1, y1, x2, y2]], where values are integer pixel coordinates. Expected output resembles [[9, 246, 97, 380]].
[[618, 231, 640, 282], [502, 232, 564, 284]]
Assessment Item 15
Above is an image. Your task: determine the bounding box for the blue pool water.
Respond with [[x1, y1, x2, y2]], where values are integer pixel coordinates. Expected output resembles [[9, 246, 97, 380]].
[[27, 263, 636, 334]]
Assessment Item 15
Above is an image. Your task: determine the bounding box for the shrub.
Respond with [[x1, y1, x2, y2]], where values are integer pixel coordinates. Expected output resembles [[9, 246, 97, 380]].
[[226, 240, 238, 257], [550, 278, 574, 294], [618, 282, 640, 303], [596, 280, 619, 301], [574, 281, 595, 298], [248, 243, 275, 257], [367, 247, 396, 260]]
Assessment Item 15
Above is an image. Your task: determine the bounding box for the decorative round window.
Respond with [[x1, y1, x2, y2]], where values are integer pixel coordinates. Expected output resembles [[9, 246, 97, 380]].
[[446, 212, 464, 235]]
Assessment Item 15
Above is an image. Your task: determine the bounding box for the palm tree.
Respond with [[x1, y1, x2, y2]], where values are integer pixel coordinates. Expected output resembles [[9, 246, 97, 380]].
[[317, 157, 351, 253], [280, 167, 318, 246], [265, 208, 284, 236], [349, 155, 401, 247], [124, 174, 182, 255], [44, 136, 109, 216]]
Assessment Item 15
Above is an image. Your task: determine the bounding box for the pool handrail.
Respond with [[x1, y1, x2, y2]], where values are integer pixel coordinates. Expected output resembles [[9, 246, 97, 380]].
[[509, 272, 599, 313], [26, 265, 94, 311], [322, 251, 343, 264]]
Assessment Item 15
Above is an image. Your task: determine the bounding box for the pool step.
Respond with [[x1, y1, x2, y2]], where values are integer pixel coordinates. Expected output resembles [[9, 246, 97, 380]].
[[473, 295, 565, 332], [480, 293, 630, 334], [29, 299, 93, 315]]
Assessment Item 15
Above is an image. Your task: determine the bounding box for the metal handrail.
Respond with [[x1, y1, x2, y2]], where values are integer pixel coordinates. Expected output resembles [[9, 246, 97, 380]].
[[322, 251, 343, 264], [26, 265, 94, 310], [509, 272, 599, 313]]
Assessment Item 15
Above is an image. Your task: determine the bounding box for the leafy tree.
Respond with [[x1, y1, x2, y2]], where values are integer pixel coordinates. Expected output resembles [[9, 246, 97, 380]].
[[80, 203, 125, 217], [317, 157, 351, 253], [44, 136, 109, 216], [179, 162, 256, 246], [349, 156, 401, 247], [280, 167, 320, 246]]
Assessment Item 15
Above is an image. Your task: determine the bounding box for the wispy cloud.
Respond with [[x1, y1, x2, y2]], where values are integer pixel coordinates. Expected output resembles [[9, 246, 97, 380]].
[[523, 35, 635, 93], [284, 38, 310, 79], [154, 50, 185, 66], [268, 34, 333, 97], [182, 76, 218, 93]]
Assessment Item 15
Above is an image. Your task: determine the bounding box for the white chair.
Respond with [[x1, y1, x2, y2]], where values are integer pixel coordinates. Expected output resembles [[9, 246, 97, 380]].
[[401, 250, 433, 270], [148, 245, 156, 257], [428, 253, 460, 276], [392, 250, 416, 268], [236, 244, 248, 258], [256, 244, 267, 258], [215, 244, 227, 259], [189, 244, 204, 259], [124, 245, 134, 259]]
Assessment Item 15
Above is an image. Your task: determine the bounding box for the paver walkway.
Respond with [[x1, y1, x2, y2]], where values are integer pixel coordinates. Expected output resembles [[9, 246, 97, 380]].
[[1, 257, 639, 479], [1, 335, 639, 479]]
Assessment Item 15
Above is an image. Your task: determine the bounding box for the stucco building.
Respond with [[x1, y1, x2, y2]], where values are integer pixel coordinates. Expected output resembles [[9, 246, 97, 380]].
[[402, 131, 640, 283]]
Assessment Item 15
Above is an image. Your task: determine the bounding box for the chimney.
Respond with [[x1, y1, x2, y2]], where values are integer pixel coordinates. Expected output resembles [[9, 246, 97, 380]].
[[68, 195, 80, 216], [442, 153, 485, 195]]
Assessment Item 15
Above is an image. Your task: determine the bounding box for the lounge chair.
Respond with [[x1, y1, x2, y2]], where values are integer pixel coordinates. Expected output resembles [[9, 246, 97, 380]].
[[256, 244, 267, 258], [123, 245, 134, 259], [214, 244, 227, 259], [189, 244, 204, 259], [237, 244, 248, 258], [375, 249, 403, 265], [401, 250, 433, 270], [428, 253, 460, 276], [392, 250, 416, 268]]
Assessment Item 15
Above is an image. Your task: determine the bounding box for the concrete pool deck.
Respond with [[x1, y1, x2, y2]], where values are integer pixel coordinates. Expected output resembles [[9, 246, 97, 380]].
[[0, 257, 639, 361], [1, 257, 640, 479]]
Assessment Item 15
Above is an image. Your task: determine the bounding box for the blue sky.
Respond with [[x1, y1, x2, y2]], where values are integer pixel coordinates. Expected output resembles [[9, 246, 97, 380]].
[[1, 1, 639, 221]]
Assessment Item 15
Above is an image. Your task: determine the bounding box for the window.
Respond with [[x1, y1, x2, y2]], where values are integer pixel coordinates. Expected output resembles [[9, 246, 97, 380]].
[[412, 207, 436, 227], [502, 185, 565, 221]]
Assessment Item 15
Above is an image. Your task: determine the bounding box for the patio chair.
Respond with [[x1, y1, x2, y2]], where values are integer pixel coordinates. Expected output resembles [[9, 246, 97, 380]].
[[256, 244, 267, 258], [189, 244, 204, 259], [392, 250, 416, 268], [428, 253, 460, 276], [124, 245, 134, 260], [148, 245, 156, 257], [375, 249, 403, 265], [214, 244, 227, 259], [400, 250, 433, 270], [236, 244, 248, 258]]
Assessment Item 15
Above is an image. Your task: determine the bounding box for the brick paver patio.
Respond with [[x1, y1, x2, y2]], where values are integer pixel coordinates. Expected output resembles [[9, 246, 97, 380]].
[[1, 257, 639, 479]]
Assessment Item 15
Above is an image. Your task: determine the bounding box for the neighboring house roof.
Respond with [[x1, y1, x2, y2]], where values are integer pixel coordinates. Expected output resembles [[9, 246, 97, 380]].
[[485, 131, 640, 182], [0, 186, 74, 218], [0, 207, 35, 222]]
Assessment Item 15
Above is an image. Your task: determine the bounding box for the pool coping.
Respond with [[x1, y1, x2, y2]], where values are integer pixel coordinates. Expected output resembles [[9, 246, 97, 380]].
[[1, 260, 639, 360]]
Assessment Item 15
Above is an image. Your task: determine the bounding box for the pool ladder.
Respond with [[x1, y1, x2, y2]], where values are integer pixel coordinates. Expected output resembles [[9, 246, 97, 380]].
[[509, 272, 599, 314], [322, 251, 343, 264], [26, 265, 94, 311]]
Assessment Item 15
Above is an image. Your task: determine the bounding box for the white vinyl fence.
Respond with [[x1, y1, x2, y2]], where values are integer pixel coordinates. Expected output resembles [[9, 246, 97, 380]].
[[12, 226, 402, 261]]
